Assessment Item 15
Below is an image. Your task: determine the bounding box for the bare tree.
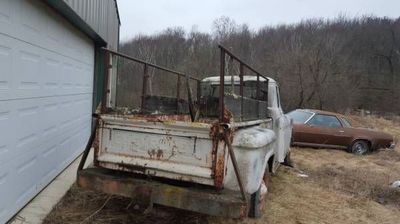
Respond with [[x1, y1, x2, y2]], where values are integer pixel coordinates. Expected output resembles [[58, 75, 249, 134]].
[[117, 15, 400, 114]]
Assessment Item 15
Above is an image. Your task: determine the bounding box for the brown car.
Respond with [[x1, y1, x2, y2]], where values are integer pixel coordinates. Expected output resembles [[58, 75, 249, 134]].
[[287, 109, 395, 155]]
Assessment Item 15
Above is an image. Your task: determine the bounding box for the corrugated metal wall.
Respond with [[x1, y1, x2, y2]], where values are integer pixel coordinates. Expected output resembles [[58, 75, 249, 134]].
[[63, 0, 120, 50]]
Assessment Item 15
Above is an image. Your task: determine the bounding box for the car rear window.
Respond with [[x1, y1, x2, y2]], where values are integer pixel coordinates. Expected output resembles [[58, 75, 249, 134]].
[[340, 118, 352, 127], [287, 110, 313, 124]]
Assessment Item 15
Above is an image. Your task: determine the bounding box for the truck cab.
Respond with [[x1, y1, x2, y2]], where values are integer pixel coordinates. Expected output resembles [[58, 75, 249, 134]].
[[77, 46, 292, 218]]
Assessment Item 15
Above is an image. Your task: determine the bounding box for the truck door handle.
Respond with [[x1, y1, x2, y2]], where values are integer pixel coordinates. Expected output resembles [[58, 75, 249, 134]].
[[338, 130, 344, 133]]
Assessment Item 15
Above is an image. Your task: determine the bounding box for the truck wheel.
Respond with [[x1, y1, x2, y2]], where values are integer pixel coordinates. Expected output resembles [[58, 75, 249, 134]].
[[350, 140, 370, 155], [249, 166, 270, 218]]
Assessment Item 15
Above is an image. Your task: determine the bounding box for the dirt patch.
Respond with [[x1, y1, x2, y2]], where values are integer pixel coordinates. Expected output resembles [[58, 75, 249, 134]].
[[44, 115, 400, 224]]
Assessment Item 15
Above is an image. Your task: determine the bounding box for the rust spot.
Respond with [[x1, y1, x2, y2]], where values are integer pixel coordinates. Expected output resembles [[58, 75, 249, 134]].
[[102, 161, 146, 173], [239, 204, 249, 218], [210, 122, 220, 182], [214, 154, 225, 187], [156, 149, 163, 159], [147, 149, 164, 160], [210, 122, 227, 188], [167, 145, 177, 160], [147, 149, 156, 159], [222, 107, 233, 123]]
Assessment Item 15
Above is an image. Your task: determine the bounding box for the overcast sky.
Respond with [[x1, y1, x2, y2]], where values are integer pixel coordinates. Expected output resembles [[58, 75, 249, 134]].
[[117, 0, 399, 41]]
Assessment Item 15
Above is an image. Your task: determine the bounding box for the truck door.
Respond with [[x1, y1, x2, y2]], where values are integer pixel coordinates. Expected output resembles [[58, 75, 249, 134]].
[[268, 83, 292, 163], [304, 114, 343, 146]]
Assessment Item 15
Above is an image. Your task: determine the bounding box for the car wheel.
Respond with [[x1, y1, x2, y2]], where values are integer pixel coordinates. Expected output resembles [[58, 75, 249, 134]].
[[350, 140, 370, 155], [249, 165, 270, 218]]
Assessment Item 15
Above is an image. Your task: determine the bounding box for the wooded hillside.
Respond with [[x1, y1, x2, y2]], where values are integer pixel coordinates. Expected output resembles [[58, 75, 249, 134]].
[[117, 16, 400, 114]]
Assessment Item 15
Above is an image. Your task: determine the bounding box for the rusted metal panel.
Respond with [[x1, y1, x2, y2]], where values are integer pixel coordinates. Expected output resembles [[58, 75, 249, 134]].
[[78, 167, 248, 218]]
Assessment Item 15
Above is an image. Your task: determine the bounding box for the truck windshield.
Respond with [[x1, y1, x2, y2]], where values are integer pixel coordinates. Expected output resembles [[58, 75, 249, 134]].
[[287, 110, 313, 124]]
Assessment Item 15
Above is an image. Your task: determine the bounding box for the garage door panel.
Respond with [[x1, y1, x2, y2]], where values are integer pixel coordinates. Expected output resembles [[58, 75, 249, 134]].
[[0, 0, 16, 35], [0, 0, 93, 65], [0, 101, 16, 164], [18, 49, 42, 90], [0, 37, 13, 91], [0, 105, 92, 222], [0, 94, 92, 165], [19, 0, 46, 43], [0, 33, 93, 101], [0, 0, 95, 222]]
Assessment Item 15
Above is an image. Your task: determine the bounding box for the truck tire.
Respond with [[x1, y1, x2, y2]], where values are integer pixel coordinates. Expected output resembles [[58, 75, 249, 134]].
[[249, 165, 270, 218]]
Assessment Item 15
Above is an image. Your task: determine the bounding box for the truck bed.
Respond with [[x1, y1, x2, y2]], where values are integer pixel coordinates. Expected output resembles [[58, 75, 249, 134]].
[[94, 114, 273, 189]]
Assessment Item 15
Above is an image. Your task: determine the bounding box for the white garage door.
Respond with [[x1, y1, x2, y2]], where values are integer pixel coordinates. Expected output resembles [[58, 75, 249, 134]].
[[0, 0, 94, 222]]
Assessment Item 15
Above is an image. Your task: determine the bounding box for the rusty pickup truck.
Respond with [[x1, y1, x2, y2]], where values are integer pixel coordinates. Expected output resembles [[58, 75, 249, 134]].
[[77, 45, 292, 218]]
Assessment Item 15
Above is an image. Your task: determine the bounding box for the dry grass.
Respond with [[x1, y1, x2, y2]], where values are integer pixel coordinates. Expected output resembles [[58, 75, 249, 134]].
[[347, 115, 400, 143], [43, 185, 207, 224], [44, 115, 400, 224]]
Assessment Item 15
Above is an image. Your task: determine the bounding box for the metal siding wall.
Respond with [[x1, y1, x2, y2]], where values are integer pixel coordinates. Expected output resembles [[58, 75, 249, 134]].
[[63, 0, 119, 49]]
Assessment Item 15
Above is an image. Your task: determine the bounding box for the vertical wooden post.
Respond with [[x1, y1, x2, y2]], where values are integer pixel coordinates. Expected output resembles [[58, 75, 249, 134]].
[[141, 64, 148, 113], [239, 64, 244, 121], [176, 75, 181, 113]]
